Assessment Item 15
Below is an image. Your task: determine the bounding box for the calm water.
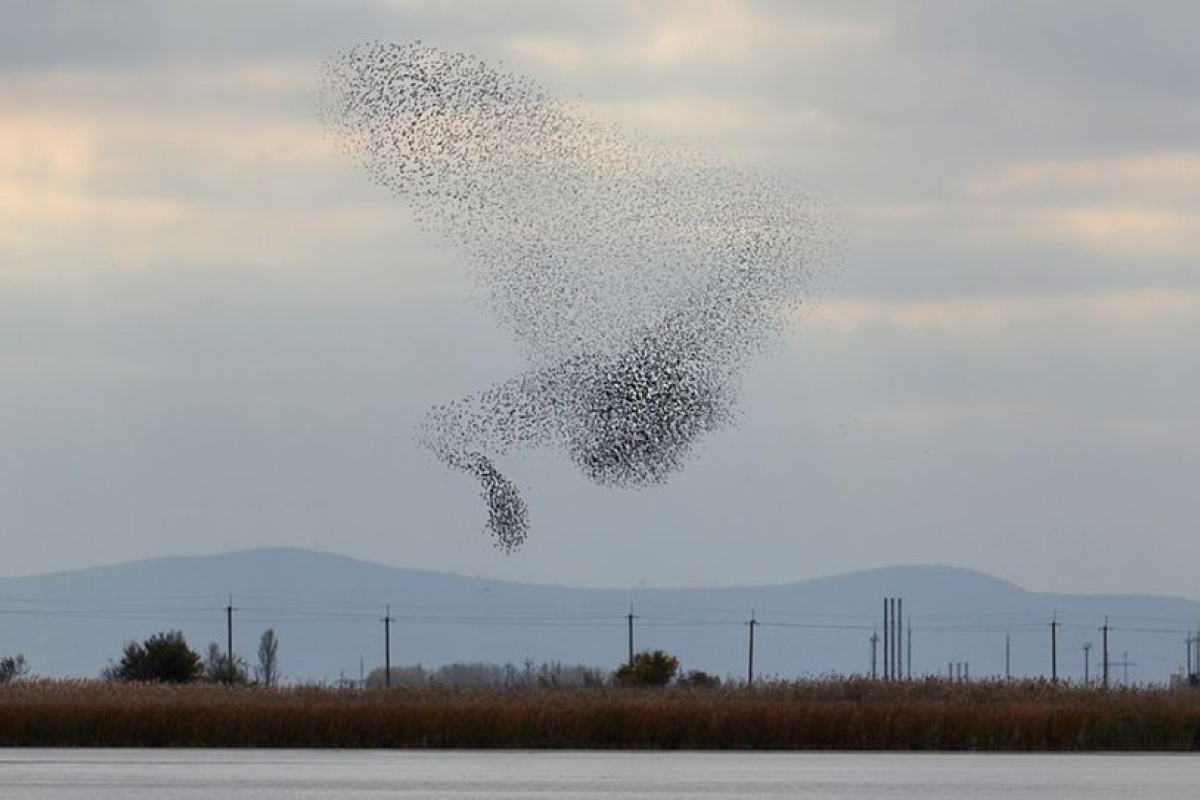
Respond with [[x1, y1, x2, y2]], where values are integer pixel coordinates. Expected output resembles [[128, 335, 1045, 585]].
[[1, 750, 1198, 798]]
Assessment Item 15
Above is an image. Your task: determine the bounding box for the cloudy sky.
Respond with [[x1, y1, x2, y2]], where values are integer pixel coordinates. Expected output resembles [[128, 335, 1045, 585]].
[[1, 1, 1197, 596]]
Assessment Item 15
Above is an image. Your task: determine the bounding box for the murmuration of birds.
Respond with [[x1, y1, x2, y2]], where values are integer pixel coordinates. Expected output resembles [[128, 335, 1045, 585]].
[[318, 41, 842, 552]]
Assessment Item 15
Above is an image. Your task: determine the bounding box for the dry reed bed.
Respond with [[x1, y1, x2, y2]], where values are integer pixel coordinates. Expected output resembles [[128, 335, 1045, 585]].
[[2, 679, 1199, 750]]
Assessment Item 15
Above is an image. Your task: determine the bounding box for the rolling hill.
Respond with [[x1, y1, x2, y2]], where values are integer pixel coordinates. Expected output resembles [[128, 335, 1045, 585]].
[[1, 547, 1197, 685]]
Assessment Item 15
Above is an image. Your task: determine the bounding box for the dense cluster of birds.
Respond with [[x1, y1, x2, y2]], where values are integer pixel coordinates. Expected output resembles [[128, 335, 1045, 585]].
[[319, 42, 841, 551]]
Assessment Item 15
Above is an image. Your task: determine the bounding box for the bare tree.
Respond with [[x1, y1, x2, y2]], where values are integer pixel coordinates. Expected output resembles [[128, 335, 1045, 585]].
[[257, 628, 279, 687], [203, 641, 249, 684], [0, 654, 29, 683]]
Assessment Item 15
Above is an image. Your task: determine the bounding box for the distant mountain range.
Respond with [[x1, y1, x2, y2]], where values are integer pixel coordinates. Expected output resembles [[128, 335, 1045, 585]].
[[2, 547, 1198, 685]]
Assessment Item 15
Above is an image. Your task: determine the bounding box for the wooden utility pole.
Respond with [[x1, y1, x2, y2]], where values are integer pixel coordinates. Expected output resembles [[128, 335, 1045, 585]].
[[746, 610, 758, 686], [1050, 614, 1060, 683], [382, 605, 394, 687], [627, 604, 636, 669], [1101, 617, 1110, 689], [225, 596, 235, 684]]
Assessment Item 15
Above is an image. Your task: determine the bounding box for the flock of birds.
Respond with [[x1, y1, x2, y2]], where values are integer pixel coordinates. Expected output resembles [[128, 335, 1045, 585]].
[[319, 41, 841, 551]]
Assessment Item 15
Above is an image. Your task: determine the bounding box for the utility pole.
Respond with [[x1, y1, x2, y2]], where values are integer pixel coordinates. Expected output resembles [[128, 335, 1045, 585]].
[[883, 599, 890, 680], [1082, 641, 1092, 686], [1050, 613, 1060, 683], [906, 621, 912, 680], [225, 595, 235, 684], [1101, 616, 1110, 689], [1190, 628, 1200, 681], [627, 604, 636, 669], [1195, 626, 1200, 677], [1005, 631, 1011, 681], [870, 630, 878, 679], [1191, 627, 1200, 679], [881, 597, 904, 680], [382, 605, 394, 688], [747, 610, 758, 686], [1115, 650, 1135, 685]]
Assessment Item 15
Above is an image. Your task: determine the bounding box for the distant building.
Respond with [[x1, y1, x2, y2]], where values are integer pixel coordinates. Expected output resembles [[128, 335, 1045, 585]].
[[1168, 669, 1199, 690]]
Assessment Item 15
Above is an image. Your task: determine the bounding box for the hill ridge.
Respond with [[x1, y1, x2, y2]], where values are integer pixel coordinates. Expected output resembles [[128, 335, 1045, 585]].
[[2, 547, 1196, 683]]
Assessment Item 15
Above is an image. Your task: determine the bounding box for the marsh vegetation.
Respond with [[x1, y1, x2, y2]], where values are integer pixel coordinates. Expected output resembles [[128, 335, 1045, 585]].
[[2, 677, 1199, 750]]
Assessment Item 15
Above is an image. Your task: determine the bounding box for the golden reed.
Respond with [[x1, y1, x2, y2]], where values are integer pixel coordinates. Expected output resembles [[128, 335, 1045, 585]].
[[2, 678, 1199, 750]]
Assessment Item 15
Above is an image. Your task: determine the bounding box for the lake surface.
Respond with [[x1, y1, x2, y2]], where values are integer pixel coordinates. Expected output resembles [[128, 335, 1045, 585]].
[[1, 750, 1198, 798]]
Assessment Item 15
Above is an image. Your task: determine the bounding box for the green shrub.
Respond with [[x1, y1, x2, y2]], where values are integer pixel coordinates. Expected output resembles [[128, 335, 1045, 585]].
[[614, 650, 679, 687], [103, 631, 203, 684]]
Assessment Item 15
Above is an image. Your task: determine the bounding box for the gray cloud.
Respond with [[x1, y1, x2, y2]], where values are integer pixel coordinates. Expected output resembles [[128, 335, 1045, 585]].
[[897, 1, 1200, 101], [0, 0, 374, 70], [0, 1, 1196, 596]]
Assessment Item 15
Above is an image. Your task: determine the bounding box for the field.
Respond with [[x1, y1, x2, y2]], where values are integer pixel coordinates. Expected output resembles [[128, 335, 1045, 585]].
[[2, 678, 1200, 750]]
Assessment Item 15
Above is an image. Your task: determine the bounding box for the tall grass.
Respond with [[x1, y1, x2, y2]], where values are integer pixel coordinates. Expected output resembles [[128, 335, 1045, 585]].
[[2, 678, 1199, 750]]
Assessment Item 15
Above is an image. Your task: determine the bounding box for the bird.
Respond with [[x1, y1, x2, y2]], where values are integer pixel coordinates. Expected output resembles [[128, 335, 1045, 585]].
[[319, 41, 841, 550]]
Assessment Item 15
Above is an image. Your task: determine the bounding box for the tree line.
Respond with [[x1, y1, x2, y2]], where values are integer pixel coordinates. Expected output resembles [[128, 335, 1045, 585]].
[[2, 630, 709, 689], [93, 629, 281, 685]]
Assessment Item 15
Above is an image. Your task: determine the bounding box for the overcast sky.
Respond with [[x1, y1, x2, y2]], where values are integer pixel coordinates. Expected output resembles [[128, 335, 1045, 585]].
[[1, 0, 1197, 596]]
